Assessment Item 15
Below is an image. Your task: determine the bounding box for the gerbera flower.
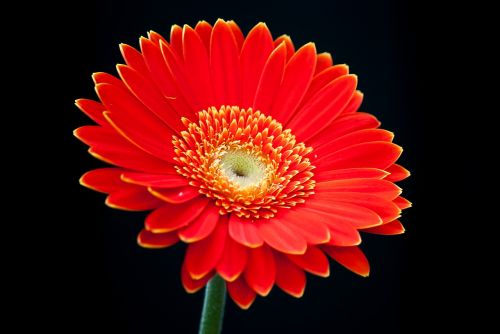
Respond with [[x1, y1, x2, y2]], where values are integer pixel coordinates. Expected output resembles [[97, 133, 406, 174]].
[[75, 19, 410, 309]]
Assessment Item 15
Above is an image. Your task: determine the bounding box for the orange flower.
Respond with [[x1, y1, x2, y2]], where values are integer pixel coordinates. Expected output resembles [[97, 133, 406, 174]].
[[75, 19, 410, 309]]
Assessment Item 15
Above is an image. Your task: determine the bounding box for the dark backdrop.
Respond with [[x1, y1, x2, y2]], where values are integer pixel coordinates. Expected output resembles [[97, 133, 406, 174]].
[[38, 0, 435, 332]]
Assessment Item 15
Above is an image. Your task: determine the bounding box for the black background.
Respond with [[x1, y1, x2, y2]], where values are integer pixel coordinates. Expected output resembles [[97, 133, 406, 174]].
[[21, 0, 473, 332]]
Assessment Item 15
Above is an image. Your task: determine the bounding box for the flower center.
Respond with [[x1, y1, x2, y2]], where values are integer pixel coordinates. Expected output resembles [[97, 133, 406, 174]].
[[173, 106, 316, 219]]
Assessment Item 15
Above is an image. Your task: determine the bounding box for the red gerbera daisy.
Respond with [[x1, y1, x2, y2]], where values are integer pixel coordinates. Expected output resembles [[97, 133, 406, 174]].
[[75, 19, 410, 309]]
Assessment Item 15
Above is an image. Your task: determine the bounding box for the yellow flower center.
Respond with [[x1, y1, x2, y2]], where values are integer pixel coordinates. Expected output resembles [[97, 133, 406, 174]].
[[173, 106, 315, 219]]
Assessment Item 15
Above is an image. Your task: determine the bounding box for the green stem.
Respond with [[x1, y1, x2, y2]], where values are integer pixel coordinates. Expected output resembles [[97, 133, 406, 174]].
[[198, 275, 227, 334]]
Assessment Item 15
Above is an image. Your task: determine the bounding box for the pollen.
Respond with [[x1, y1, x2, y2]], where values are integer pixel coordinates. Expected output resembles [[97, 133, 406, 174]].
[[172, 106, 316, 219]]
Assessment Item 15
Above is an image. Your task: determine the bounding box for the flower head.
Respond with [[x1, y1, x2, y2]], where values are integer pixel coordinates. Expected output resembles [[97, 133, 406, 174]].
[[75, 19, 411, 309]]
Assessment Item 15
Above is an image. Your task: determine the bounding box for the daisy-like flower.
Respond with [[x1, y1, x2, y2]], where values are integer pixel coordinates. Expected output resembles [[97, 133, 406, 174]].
[[75, 19, 410, 309]]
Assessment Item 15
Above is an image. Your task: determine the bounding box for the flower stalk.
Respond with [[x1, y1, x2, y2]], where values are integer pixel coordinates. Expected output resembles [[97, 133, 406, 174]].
[[199, 275, 227, 334]]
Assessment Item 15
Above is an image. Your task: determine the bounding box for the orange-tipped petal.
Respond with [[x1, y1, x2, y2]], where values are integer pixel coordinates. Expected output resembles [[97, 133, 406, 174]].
[[274, 34, 294, 60], [322, 245, 370, 277], [210, 19, 241, 106], [181, 262, 212, 293], [385, 164, 411, 182], [119, 43, 150, 77], [315, 52, 333, 74], [178, 204, 220, 243], [341, 90, 364, 115], [137, 229, 179, 249], [185, 218, 228, 279], [300, 64, 349, 109], [80, 168, 125, 193], [216, 236, 248, 282], [75, 99, 107, 126], [244, 245, 276, 296], [271, 42, 316, 124], [227, 277, 256, 310], [394, 196, 412, 210], [240, 22, 274, 107], [228, 215, 264, 248], [121, 172, 187, 188], [145, 197, 209, 233], [194, 20, 212, 50], [275, 253, 306, 298], [362, 220, 405, 235], [106, 188, 162, 211], [287, 245, 330, 277], [149, 186, 200, 204], [257, 218, 307, 254]]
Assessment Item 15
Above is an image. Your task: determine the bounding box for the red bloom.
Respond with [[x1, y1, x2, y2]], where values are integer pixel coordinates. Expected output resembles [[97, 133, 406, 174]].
[[75, 19, 410, 309]]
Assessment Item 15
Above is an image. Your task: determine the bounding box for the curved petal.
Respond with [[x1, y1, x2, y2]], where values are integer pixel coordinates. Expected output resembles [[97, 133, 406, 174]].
[[75, 99, 107, 126], [178, 204, 220, 243], [385, 164, 411, 182], [394, 196, 412, 210], [314, 168, 389, 183], [244, 245, 276, 296], [227, 276, 256, 310], [185, 217, 228, 279], [287, 245, 330, 277], [315, 178, 402, 200], [137, 229, 179, 249], [322, 245, 370, 277], [274, 34, 294, 60], [149, 186, 200, 204], [240, 22, 274, 108], [299, 64, 349, 110], [257, 218, 307, 254], [121, 172, 188, 188], [341, 90, 364, 115], [145, 197, 209, 233], [277, 209, 331, 245], [229, 215, 264, 248], [119, 43, 150, 75], [80, 168, 126, 193], [181, 262, 213, 293], [194, 20, 212, 51], [271, 43, 316, 124], [106, 188, 162, 211], [314, 141, 402, 171], [315, 52, 333, 74], [216, 236, 248, 282], [275, 253, 306, 298], [362, 220, 405, 235], [210, 19, 241, 106], [288, 75, 357, 142]]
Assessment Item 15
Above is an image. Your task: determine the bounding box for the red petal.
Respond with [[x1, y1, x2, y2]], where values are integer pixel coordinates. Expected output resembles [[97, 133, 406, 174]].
[[341, 90, 364, 115], [244, 245, 276, 296], [116, 64, 183, 133], [274, 35, 294, 60], [181, 261, 212, 293], [182, 25, 215, 110], [95, 83, 176, 162], [185, 218, 228, 279], [315, 52, 333, 74], [106, 188, 162, 211], [75, 126, 175, 173], [216, 236, 248, 281], [299, 64, 349, 110], [315, 141, 402, 171], [145, 197, 209, 233], [140, 38, 191, 117], [288, 75, 357, 142], [315, 168, 389, 183], [79, 168, 125, 193], [271, 43, 317, 124], [228, 215, 264, 248], [119, 43, 150, 77], [257, 218, 307, 254], [362, 220, 405, 235], [195, 20, 212, 51], [147, 30, 168, 47], [92, 72, 126, 87], [210, 19, 241, 106], [253, 42, 287, 115], [322, 245, 370, 277], [149, 186, 200, 204], [278, 209, 331, 245], [288, 205, 361, 245], [313, 129, 394, 159], [308, 112, 380, 148], [240, 23, 274, 108], [178, 204, 220, 243], [121, 172, 187, 188], [304, 197, 382, 228], [137, 229, 179, 249], [275, 253, 306, 298], [385, 164, 411, 182], [394, 196, 412, 210], [227, 20, 244, 50], [75, 99, 107, 126], [316, 178, 402, 200], [227, 277, 256, 309], [287, 245, 330, 277], [169, 24, 183, 56]]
